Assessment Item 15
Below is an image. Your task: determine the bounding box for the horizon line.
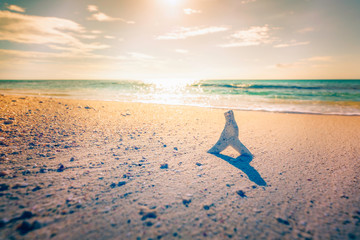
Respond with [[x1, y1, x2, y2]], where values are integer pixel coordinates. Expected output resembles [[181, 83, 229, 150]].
[[1, 78, 360, 81]]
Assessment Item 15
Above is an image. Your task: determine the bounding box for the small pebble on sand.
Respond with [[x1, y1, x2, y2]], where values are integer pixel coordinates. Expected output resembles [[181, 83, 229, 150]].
[[0, 184, 9, 191], [0, 170, 10, 177], [160, 163, 168, 169], [57, 164, 65, 172], [276, 218, 290, 225], [139, 206, 157, 221], [118, 181, 126, 186], [236, 190, 247, 198], [182, 198, 192, 207]]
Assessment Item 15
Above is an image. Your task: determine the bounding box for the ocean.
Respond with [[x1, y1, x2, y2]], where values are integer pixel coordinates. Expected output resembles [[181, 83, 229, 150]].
[[1, 79, 360, 115]]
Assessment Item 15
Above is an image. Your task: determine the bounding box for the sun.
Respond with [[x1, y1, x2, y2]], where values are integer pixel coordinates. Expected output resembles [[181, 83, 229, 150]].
[[163, 0, 182, 6]]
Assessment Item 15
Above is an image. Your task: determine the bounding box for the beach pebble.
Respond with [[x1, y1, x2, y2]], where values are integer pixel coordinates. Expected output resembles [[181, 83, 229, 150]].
[[16, 220, 42, 235], [12, 183, 29, 189], [3, 120, 13, 125], [182, 197, 192, 207], [196, 162, 202, 166], [145, 221, 153, 227], [32, 186, 42, 192], [236, 190, 247, 198], [110, 183, 116, 188], [57, 164, 65, 172], [0, 218, 9, 228], [0, 170, 10, 177], [16, 221, 33, 234], [70, 157, 75, 162], [20, 210, 33, 219], [118, 181, 126, 187], [276, 218, 290, 225], [0, 183, 9, 191], [139, 206, 157, 220], [22, 170, 31, 175], [160, 163, 168, 169]]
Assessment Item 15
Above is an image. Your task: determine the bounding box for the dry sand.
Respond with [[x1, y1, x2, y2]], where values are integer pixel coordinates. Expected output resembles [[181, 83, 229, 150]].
[[0, 94, 359, 239]]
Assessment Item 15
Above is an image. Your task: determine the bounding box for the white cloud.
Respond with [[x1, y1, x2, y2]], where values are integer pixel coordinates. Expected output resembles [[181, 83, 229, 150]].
[[91, 30, 102, 34], [128, 52, 155, 60], [274, 40, 310, 48], [275, 63, 298, 69], [240, 0, 256, 4], [157, 26, 229, 40], [0, 48, 100, 60], [87, 5, 135, 24], [306, 56, 333, 62], [219, 25, 274, 47], [298, 27, 315, 33], [175, 49, 189, 54], [269, 56, 333, 69], [0, 10, 109, 53], [7, 4, 25, 13], [184, 8, 202, 15], [104, 35, 116, 39], [87, 5, 98, 13]]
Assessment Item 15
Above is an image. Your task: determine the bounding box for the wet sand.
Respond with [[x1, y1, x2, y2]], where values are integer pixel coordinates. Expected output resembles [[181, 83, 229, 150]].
[[0, 94, 359, 239]]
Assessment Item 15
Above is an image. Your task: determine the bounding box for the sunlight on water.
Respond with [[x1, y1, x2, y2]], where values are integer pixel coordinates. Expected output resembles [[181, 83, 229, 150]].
[[1, 79, 360, 115], [143, 78, 198, 91]]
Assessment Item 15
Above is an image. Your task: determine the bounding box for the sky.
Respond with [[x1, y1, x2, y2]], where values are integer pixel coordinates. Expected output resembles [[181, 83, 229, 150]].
[[0, 0, 360, 82]]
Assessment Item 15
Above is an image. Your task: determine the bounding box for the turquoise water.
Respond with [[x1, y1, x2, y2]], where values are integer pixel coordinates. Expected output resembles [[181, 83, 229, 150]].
[[1, 79, 360, 115]]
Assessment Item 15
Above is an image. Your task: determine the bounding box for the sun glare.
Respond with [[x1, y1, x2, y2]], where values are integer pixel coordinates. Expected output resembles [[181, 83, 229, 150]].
[[163, 0, 181, 6], [144, 78, 197, 90]]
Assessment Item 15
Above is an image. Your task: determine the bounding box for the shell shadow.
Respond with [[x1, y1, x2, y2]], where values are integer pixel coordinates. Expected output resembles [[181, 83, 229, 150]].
[[211, 153, 267, 186]]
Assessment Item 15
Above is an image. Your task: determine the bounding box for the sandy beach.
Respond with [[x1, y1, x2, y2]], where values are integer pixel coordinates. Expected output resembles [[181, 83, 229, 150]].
[[0, 94, 359, 239]]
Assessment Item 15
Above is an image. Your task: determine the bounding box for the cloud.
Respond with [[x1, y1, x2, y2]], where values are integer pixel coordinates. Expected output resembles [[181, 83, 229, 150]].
[[297, 27, 314, 33], [157, 26, 229, 40], [274, 40, 310, 48], [306, 56, 333, 62], [270, 56, 333, 69], [6, 4, 25, 13], [219, 25, 274, 47], [183, 8, 202, 15], [240, 0, 256, 3], [87, 5, 135, 24], [127, 52, 155, 60], [91, 30, 102, 34], [0, 48, 100, 61], [87, 5, 98, 13], [274, 63, 297, 69], [0, 48, 154, 63], [175, 49, 189, 54], [0, 10, 109, 53]]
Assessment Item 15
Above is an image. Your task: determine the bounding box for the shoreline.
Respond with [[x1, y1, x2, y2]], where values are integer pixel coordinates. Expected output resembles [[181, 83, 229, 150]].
[[1, 92, 360, 117], [0, 94, 359, 239]]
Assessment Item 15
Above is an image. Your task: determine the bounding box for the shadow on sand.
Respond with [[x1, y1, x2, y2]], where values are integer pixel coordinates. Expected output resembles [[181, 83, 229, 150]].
[[211, 153, 267, 186]]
